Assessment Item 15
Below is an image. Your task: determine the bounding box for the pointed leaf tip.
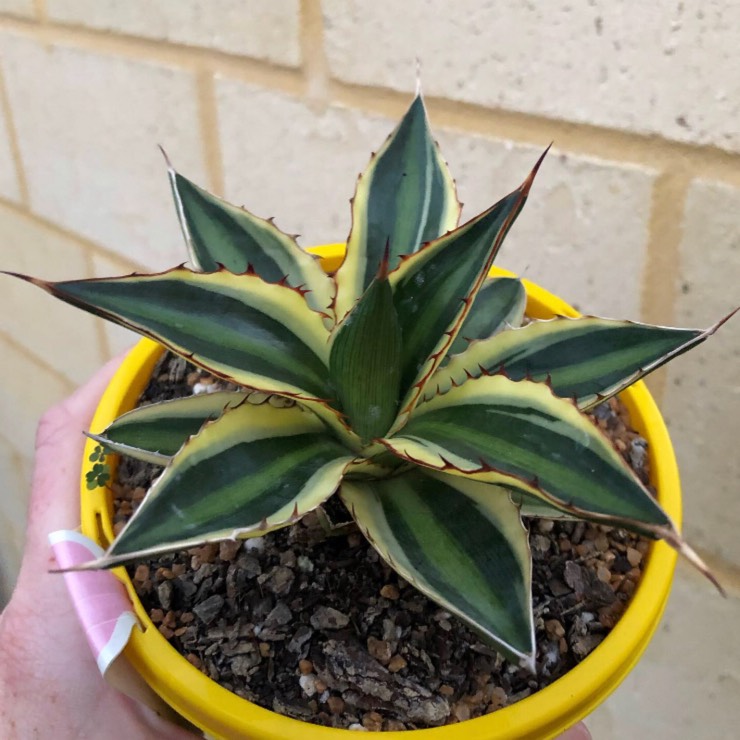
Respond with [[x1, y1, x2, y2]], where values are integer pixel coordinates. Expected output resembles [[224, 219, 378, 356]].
[[708, 305, 740, 336], [157, 143, 174, 171], [653, 524, 726, 597], [521, 144, 551, 196]]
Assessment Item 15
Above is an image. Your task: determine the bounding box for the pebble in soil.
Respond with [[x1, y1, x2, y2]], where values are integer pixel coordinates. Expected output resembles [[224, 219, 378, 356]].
[[113, 353, 652, 731]]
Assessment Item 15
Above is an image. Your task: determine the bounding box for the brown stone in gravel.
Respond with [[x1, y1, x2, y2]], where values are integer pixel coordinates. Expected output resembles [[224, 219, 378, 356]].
[[387, 654, 407, 673], [452, 701, 471, 722], [544, 619, 565, 639], [192, 543, 219, 564], [596, 564, 612, 584], [219, 539, 241, 562], [362, 711, 384, 731], [299, 659, 314, 675], [489, 686, 508, 709], [158, 624, 174, 639], [367, 636, 393, 664], [259, 642, 271, 658], [636, 540, 650, 555], [384, 719, 406, 731], [327, 695, 345, 715], [150, 608, 164, 624], [133, 564, 149, 583], [620, 577, 637, 597], [439, 684, 454, 697], [380, 584, 400, 600], [626, 547, 643, 567], [266, 565, 295, 595], [186, 653, 202, 669], [171, 562, 186, 577]]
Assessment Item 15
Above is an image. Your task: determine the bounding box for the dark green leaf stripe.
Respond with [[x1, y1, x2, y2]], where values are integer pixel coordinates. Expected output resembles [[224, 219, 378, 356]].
[[168, 169, 334, 317], [386, 375, 671, 529], [97, 391, 249, 460], [442, 277, 526, 363], [104, 403, 352, 564], [334, 94, 460, 320], [341, 470, 534, 666], [330, 272, 402, 442], [389, 154, 545, 426], [433, 317, 705, 407], [28, 268, 333, 400]]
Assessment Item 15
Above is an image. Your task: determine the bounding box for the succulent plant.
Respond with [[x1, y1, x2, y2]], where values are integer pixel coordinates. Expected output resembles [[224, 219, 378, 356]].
[[8, 93, 733, 670]]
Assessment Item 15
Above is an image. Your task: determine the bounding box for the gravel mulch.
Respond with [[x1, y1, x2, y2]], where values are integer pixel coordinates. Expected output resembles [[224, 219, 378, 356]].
[[110, 354, 652, 731]]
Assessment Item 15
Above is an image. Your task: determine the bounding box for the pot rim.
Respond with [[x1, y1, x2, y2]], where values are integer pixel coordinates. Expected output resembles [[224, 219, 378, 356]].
[[80, 243, 679, 739]]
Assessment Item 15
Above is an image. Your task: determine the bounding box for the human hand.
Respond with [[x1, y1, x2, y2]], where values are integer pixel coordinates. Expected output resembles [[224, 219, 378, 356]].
[[0, 357, 592, 739], [0, 357, 194, 739], [558, 722, 592, 739]]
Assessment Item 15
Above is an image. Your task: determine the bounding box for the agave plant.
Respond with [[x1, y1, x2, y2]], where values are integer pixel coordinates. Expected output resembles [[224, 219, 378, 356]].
[[8, 93, 732, 670]]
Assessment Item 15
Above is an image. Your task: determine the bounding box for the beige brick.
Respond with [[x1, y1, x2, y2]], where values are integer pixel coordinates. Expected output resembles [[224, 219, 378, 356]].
[[0, 435, 30, 604], [0, 32, 208, 271], [0, 0, 34, 18], [90, 251, 142, 358], [0, 102, 21, 202], [216, 78, 393, 248], [0, 339, 74, 467], [436, 132, 656, 318], [322, 1, 740, 153], [47, 0, 301, 66], [662, 180, 740, 565], [0, 203, 108, 384]]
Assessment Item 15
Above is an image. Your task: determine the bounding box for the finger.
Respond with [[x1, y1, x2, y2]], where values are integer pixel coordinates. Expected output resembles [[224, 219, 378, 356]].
[[557, 722, 592, 740]]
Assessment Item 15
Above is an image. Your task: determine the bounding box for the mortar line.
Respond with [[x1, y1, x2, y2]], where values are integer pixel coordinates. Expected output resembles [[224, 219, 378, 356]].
[[299, 0, 330, 104], [0, 428, 29, 460], [0, 15, 304, 95], [0, 63, 30, 207], [196, 69, 225, 197], [329, 81, 740, 187], [32, 0, 47, 24], [0, 328, 76, 389], [2, 12, 740, 184], [638, 171, 692, 402], [0, 196, 149, 273]]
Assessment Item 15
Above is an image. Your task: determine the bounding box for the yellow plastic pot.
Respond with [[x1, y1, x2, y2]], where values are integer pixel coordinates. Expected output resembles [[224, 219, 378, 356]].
[[80, 244, 679, 739]]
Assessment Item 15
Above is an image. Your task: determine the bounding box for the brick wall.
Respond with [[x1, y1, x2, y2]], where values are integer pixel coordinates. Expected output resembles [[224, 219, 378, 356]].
[[1, 1, 738, 603]]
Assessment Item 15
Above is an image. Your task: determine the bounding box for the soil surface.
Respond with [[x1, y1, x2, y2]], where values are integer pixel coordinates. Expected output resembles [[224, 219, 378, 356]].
[[112, 354, 651, 731]]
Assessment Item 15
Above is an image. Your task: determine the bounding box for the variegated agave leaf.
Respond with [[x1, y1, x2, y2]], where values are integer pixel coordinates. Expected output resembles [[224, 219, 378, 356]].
[[334, 93, 461, 321], [427, 314, 734, 407], [84, 402, 353, 568], [388, 148, 548, 431], [87, 391, 251, 464], [15, 268, 333, 401], [441, 276, 527, 363], [341, 470, 535, 669]]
